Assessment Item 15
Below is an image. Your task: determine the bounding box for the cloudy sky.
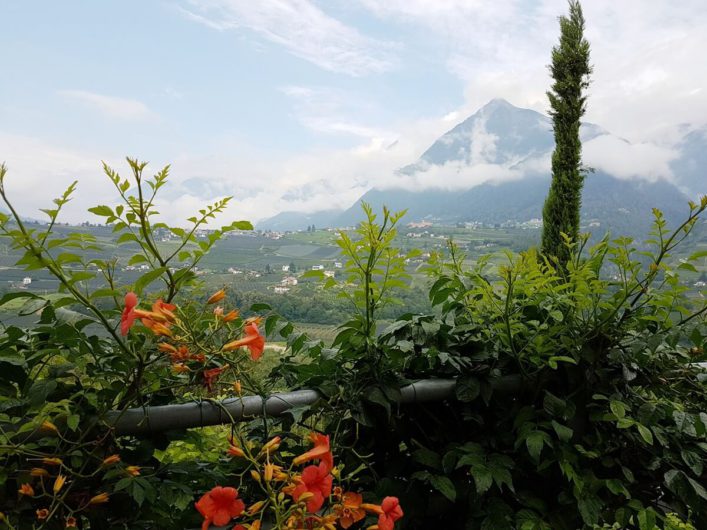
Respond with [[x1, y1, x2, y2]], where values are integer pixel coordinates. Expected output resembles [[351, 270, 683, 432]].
[[1, 0, 705, 224]]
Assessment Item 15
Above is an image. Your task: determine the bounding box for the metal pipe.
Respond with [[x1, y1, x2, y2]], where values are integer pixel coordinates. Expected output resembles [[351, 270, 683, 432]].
[[107, 379, 460, 436]]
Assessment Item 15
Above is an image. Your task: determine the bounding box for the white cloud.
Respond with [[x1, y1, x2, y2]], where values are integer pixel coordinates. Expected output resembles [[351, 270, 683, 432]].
[[380, 161, 523, 192], [583, 135, 678, 182], [357, 0, 707, 142], [0, 133, 116, 221], [181, 0, 398, 76], [281, 85, 396, 141], [59, 90, 154, 121]]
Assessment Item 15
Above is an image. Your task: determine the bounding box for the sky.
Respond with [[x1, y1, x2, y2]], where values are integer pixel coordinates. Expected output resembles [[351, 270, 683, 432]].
[[1, 0, 706, 225]]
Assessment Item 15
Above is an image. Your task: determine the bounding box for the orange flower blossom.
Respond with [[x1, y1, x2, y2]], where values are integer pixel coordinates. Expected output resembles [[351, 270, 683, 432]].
[[291, 462, 333, 513], [376, 497, 404, 530], [336, 492, 367, 529], [195, 486, 245, 530], [120, 292, 138, 335], [222, 322, 265, 360], [293, 433, 334, 472], [203, 365, 228, 392]]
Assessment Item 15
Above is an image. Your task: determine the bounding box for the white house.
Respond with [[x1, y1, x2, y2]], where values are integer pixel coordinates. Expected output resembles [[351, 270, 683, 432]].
[[281, 276, 298, 286], [281, 265, 290, 272], [311, 265, 324, 271], [22, 277, 32, 286], [274, 286, 290, 294]]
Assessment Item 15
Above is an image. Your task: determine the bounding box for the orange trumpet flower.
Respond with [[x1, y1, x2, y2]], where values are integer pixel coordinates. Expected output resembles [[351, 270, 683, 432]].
[[222, 322, 265, 360]]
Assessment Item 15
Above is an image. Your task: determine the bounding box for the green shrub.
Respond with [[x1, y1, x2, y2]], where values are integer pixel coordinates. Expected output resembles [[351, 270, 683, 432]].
[[285, 200, 707, 529]]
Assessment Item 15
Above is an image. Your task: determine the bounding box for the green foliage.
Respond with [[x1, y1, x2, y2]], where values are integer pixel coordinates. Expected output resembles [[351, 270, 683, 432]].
[[281, 198, 706, 529], [0, 159, 261, 529], [541, 0, 593, 265]]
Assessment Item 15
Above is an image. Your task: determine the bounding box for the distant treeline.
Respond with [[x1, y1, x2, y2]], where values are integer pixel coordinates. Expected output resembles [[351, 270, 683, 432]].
[[231, 285, 433, 325]]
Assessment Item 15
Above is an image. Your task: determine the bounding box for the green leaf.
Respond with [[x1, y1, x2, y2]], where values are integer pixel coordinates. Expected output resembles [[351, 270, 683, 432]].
[[577, 493, 602, 525], [130, 481, 145, 506], [687, 477, 707, 501], [232, 220, 253, 231], [0, 292, 40, 307], [551, 420, 573, 442], [605, 478, 630, 498], [673, 411, 697, 436], [88, 205, 114, 217], [67, 414, 80, 431], [455, 376, 480, 402], [547, 355, 576, 369], [543, 392, 566, 417], [637, 508, 657, 530], [681, 450, 704, 476], [610, 400, 626, 419], [117, 233, 140, 245], [364, 387, 391, 418], [413, 447, 442, 470], [549, 310, 564, 322], [664, 469, 682, 490], [636, 423, 653, 445], [677, 262, 698, 273], [28, 380, 57, 408], [471, 464, 493, 494], [134, 267, 167, 293], [430, 475, 456, 502], [526, 431, 545, 461]]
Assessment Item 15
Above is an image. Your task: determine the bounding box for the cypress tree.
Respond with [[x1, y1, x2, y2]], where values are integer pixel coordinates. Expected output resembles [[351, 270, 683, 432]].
[[541, 0, 592, 265]]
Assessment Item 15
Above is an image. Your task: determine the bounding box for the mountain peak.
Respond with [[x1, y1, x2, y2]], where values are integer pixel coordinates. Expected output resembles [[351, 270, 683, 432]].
[[481, 97, 515, 110], [409, 99, 552, 168]]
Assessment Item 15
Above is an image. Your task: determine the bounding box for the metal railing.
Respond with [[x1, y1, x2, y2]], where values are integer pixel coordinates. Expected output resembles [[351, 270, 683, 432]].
[[106, 378, 459, 435]]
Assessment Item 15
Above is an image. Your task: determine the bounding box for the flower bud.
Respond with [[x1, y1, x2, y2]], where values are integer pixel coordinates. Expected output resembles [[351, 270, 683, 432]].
[[297, 491, 314, 503], [247, 500, 265, 515], [250, 470, 261, 482], [207, 289, 226, 304], [53, 474, 66, 494], [260, 436, 281, 455], [223, 309, 239, 322], [89, 492, 110, 505], [227, 445, 245, 458], [264, 463, 275, 482], [19, 483, 35, 496], [158, 342, 178, 354], [41, 420, 59, 433], [102, 455, 121, 466]]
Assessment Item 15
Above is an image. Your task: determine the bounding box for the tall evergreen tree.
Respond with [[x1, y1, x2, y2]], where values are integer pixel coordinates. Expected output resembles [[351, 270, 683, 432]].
[[541, 0, 592, 265]]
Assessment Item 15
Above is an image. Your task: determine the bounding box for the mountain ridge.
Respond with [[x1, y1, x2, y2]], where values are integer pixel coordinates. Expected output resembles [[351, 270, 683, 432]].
[[258, 100, 703, 233]]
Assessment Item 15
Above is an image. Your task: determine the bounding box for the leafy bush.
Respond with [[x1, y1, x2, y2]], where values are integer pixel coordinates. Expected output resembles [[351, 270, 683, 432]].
[[283, 200, 707, 529], [0, 160, 274, 529]]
